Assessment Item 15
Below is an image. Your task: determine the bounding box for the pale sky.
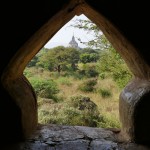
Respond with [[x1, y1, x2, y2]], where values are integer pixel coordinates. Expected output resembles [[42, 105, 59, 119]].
[[44, 14, 95, 49]]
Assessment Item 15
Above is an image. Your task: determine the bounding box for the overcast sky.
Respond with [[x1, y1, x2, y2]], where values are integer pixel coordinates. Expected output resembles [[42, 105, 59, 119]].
[[44, 14, 94, 49]]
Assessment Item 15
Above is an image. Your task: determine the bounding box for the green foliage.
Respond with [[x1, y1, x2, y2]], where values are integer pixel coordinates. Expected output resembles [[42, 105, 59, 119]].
[[99, 73, 105, 79], [98, 48, 133, 88], [79, 48, 100, 64], [38, 95, 103, 127], [80, 48, 99, 54], [36, 46, 80, 73], [27, 55, 38, 67], [98, 88, 112, 98], [72, 17, 133, 88], [26, 47, 49, 68], [80, 53, 91, 64], [70, 95, 97, 110], [29, 77, 59, 101], [23, 68, 33, 78], [82, 63, 99, 78], [38, 94, 120, 128], [38, 109, 62, 124], [78, 79, 97, 92], [97, 114, 121, 128], [72, 19, 112, 50], [71, 19, 101, 48], [80, 53, 99, 64], [25, 66, 121, 128], [24, 17, 132, 129]]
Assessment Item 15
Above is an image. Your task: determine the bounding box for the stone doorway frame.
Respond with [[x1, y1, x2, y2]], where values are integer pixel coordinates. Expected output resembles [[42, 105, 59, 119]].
[[1, 0, 150, 143]]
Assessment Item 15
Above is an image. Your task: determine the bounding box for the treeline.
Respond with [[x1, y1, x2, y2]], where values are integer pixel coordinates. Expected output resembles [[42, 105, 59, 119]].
[[24, 44, 132, 127], [27, 46, 100, 73], [27, 44, 132, 89]]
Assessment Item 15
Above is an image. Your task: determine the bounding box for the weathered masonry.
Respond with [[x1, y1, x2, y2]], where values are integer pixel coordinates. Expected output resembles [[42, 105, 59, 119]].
[[1, 0, 150, 149]]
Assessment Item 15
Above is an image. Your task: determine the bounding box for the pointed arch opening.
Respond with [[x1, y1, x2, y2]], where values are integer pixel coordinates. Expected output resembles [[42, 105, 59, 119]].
[[1, 0, 149, 140], [23, 13, 134, 128]]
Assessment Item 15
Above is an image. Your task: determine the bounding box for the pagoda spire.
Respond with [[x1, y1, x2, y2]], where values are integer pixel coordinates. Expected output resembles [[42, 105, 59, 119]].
[[68, 33, 80, 49]]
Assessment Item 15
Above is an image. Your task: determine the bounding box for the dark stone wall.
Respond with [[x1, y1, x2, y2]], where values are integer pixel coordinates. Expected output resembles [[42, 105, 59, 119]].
[[1, 0, 150, 74], [86, 0, 150, 66], [1, 0, 150, 143], [0, 85, 22, 144], [0, 0, 69, 143], [134, 92, 150, 144], [0, 0, 70, 75], [119, 79, 150, 144]]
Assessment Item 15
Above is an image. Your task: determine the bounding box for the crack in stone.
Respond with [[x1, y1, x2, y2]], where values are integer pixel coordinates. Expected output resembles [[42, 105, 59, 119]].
[[87, 138, 92, 150], [9, 125, 150, 150], [73, 126, 93, 150]]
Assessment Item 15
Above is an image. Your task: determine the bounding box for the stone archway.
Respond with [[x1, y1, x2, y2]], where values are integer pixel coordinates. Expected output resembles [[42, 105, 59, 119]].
[[1, 0, 150, 143]]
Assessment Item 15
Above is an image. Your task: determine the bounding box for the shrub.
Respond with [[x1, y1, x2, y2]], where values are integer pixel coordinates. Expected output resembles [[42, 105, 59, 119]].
[[63, 107, 82, 125], [38, 94, 120, 128], [38, 109, 63, 124], [112, 68, 132, 88], [97, 114, 121, 128], [86, 68, 99, 78], [78, 79, 97, 92], [99, 73, 105, 79], [23, 68, 32, 78], [99, 88, 112, 98], [82, 63, 99, 78], [70, 95, 97, 111], [68, 95, 102, 127], [29, 77, 59, 101]]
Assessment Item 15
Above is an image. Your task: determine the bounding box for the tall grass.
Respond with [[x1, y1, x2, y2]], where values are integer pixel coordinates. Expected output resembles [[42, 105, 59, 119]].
[[24, 67, 121, 128]]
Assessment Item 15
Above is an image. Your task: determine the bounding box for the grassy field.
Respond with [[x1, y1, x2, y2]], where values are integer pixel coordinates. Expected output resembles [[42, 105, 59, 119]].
[[24, 67, 122, 128]]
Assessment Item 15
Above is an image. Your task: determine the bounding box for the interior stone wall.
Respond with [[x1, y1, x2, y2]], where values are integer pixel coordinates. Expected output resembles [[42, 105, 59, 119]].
[[1, 0, 150, 144]]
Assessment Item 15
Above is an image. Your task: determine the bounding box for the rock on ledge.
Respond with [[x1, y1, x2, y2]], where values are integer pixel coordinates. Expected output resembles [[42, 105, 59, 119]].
[[3, 124, 150, 150]]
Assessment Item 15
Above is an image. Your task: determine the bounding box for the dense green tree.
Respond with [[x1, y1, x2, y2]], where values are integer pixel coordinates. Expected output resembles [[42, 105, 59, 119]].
[[27, 47, 49, 67], [29, 77, 59, 100], [80, 48, 99, 54], [37, 46, 80, 73], [80, 53, 99, 64], [97, 47, 132, 88], [79, 47, 100, 64]]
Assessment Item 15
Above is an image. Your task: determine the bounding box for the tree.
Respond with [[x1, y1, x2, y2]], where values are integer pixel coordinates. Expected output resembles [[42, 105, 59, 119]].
[[80, 47, 99, 54], [79, 47, 100, 64], [71, 19, 107, 49], [27, 47, 49, 67], [96, 46, 132, 87], [71, 18, 133, 88], [37, 46, 80, 73], [80, 53, 99, 64]]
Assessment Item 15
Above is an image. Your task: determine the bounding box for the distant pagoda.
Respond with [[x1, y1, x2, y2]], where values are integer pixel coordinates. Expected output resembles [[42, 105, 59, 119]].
[[68, 35, 80, 49]]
